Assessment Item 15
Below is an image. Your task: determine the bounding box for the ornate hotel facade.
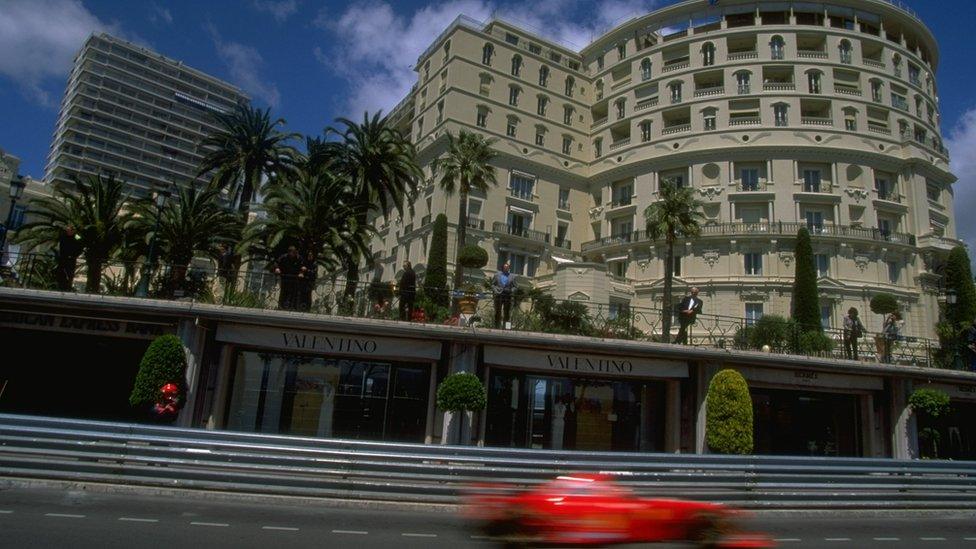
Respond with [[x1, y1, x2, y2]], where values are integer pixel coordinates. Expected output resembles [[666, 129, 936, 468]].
[[377, 0, 958, 339]]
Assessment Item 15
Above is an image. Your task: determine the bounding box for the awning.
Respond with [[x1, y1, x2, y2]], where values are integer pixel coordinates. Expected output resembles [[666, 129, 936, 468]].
[[551, 256, 575, 264], [606, 256, 629, 263], [508, 206, 534, 215]]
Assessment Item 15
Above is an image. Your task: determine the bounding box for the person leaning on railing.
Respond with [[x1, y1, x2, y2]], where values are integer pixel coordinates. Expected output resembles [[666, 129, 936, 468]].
[[674, 287, 703, 345], [882, 311, 902, 363], [843, 307, 865, 360], [398, 260, 416, 322], [273, 246, 303, 311], [492, 262, 517, 329]]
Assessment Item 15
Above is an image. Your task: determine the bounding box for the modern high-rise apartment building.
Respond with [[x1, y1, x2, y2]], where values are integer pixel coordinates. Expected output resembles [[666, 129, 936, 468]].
[[378, 0, 958, 339], [45, 33, 248, 196]]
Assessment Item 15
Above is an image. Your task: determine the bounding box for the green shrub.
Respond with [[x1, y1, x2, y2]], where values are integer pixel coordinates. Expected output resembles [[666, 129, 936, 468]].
[[732, 326, 754, 350], [747, 315, 793, 351], [796, 331, 835, 355], [870, 293, 900, 316], [367, 276, 393, 303], [129, 335, 186, 406], [457, 244, 489, 269], [791, 228, 822, 333], [436, 372, 487, 412], [945, 246, 976, 327], [423, 214, 450, 308], [547, 300, 593, 336], [706, 369, 754, 455], [909, 387, 951, 418]]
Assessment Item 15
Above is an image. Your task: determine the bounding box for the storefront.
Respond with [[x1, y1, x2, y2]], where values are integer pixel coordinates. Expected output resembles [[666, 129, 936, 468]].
[[481, 345, 686, 452], [918, 383, 976, 460], [731, 365, 883, 457], [0, 309, 173, 421], [213, 324, 441, 443]]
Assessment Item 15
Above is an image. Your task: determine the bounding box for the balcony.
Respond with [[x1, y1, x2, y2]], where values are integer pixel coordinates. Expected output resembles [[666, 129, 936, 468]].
[[875, 189, 902, 204], [466, 216, 485, 230], [729, 116, 761, 126], [863, 59, 886, 69], [797, 49, 828, 59], [801, 117, 833, 126], [834, 84, 862, 96], [662, 60, 689, 72], [591, 116, 608, 128], [609, 138, 631, 150], [867, 123, 891, 135], [580, 221, 916, 253], [421, 214, 431, 226], [736, 180, 768, 192], [553, 236, 572, 250], [694, 85, 725, 98], [635, 97, 659, 111], [727, 51, 758, 61], [737, 84, 751, 95], [492, 221, 550, 244], [662, 123, 691, 135], [509, 187, 535, 200], [763, 82, 795, 91], [558, 199, 571, 211], [609, 196, 633, 209]]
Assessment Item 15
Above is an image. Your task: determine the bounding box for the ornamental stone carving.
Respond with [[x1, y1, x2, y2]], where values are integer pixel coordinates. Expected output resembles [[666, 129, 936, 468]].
[[703, 249, 720, 268], [588, 206, 604, 219], [845, 188, 870, 202], [779, 251, 794, 267], [637, 259, 650, 272], [697, 186, 724, 200], [854, 254, 871, 272]]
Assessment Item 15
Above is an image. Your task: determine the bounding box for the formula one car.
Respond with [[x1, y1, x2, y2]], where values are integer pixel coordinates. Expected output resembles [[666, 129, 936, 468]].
[[463, 474, 774, 547]]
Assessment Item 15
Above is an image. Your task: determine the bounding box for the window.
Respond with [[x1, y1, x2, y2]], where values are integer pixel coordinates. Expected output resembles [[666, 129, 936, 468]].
[[594, 139, 602, 158], [563, 105, 574, 125], [443, 40, 450, 61], [888, 261, 900, 284], [506, 120, 517, 137], [909, 64, 921, 86], [505, 33, 519, 45], [555, 222, 569, 247], [597, 55, 605, 70], [808, 71, 822, 94], [565, 76, 575, 97], [871, 80, 883, 102], [508, 86, 520, 106], [745, 303, 764, 326], [672, 254, 682, 277], [770, 36, 785, 60], [802, 169, 822, 193], [745, 253, 763, 276], [805, 210, 824, 232], [640, 121, 652, 142], [702, 42, 715, 66], [528, 43, 542, 55], [476, 107, 488, 128], [562, 136, 572, 155], [926, 183, 941, 202], [615, 99, 626, 119], [535, 131, 545, 146], [820, 304, 832, 329], [704, 110, 717, 130], [641, 58, 652, 80], [608, 300, 630, 320], [839, 40, 852, 64], [610, 260, 628, 278], [511, 55, 522, 77], [558, 188, 570, 210], [670, 82, 682, 103], [424, 60, 430, 81], [509, 172, 534, 199], [436, 101, 444, 124], [845, 113, 857, 131], [815, 254, 829, 277], [482, 43, 494, 65], [774, 104, 788, 126], [617, 43, 626, 60], [875, 176, 894, 200], [539, 66, 550, 87], [537, 95, 549, 116], [741, 168, 759, 191], [9, 204, 27, 230], [612, 182, 633, 206], [878, 218, 892, 238], [415, 116, 423, 141], [497, 251, 538, 277], [737, 71, 751, 94]]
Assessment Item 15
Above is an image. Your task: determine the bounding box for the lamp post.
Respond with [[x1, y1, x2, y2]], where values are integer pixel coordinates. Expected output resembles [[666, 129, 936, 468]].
[[0, 176, 27, 266], [135, 187, 170, 297]]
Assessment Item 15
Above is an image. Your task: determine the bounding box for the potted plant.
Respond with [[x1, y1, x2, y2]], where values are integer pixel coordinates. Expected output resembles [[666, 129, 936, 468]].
[[455, 245, 488, 314], [457, 284, 481, 314], [436, 372, 487, 444]]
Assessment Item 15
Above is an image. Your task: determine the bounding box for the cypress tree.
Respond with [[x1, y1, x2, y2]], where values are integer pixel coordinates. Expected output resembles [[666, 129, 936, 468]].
[[945, 246, 976, 326], [424, 213, 450, 308], [791, 227, 822, 332]]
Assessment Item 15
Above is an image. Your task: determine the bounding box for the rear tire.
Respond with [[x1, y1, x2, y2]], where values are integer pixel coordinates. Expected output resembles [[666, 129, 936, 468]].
[[691, 512, 730, 548]]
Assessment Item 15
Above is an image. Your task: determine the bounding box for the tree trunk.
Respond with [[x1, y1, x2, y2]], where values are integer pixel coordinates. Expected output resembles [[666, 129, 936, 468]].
[[85, 257, 103, 294], [661, 235, 675, 341], [453, 188, 468, 292]]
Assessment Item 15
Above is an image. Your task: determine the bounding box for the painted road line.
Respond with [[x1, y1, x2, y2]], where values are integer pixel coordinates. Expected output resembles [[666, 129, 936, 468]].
[[44, 513, 85, 518], [262, 526, 299, 531], [825, 538, 852, 542], [332, 530, 368, 535], [402, 533, 437, 538], [873, 538, 900, 541], [920, 538, 946, 541], [0, 510, 13, 514], [118, 517, 159, 523], [190, 522, 229, 527], [964, 537, 976, 541]]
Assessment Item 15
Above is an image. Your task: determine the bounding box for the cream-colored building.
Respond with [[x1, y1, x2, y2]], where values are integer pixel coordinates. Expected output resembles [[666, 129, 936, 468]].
[[375, 0, 958, 339]]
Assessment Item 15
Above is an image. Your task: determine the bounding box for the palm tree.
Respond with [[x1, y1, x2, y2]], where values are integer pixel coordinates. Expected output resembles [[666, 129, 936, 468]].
[[432, 131, 498, 291], [15, 174, 132, 292], [643, 179, 704, 340], [197, 103, 301, 216], [322, 112, 423, 298], [129, 186, 242, 293]]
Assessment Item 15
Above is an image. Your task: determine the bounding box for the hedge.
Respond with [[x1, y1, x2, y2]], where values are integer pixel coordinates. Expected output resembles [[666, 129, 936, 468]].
[[129, 335, 186, 406], [706, 369, 754, 454]]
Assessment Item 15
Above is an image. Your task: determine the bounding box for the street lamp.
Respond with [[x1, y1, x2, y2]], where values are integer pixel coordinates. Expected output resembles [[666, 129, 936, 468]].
[[946, 289, 958, 306], [0, 176, 27, 266], [135, 186, 171, 298]]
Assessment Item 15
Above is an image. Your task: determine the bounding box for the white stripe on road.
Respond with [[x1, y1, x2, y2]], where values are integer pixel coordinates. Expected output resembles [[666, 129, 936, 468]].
[[825, 538, 851, 542], [921, 538, 946, 541], [262, 526, 299, 531], [118, 517, 159, 523], [45, 513, 85, 518], [332, 530, 368, 535], [402, 533, 437, 538], [874, 538, 900, 541], [964, 537, 976, 541], [190, 522, 229, 527], [0, 510, 12, 514]]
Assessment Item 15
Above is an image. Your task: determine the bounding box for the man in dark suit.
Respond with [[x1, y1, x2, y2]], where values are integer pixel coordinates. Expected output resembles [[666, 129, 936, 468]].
[[674, 287, 702, 345], [398, 260, 417, 321]]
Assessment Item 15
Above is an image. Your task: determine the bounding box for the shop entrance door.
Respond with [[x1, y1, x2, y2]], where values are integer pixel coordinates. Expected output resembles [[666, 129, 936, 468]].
[[334, 361, 390, 440]]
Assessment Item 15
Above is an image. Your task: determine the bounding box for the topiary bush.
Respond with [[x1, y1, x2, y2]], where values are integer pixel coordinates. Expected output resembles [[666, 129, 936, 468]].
[[796, 330, 835, 355], [423, 214, 450, 308], [129, 335, 186, 407], [909, 387, 952, 459], [706, 369, 754, 455], [457, 244, 489, 270], [791, 227, 822, 333], [870, 293, 900, 316], [945, 246, 976, 327], [747, 315, 793, 352], [436, 372, 487, 412]]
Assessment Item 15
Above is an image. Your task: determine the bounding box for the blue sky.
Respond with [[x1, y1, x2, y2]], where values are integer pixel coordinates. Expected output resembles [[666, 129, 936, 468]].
[[1, 0, 975, 245]]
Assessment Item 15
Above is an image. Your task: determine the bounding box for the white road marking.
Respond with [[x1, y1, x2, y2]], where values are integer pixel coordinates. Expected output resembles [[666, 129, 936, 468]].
[[874, 538, 900, 541], [118, 517, 159, 523], [964, 537, 976, 541], [190, 522, 229, 527], [402, 533, 437, 538], [262, 526, 299, 531], [920, 538, 946, 541], [45, 513, 85, 518], [0, 510, 12, 514], [825, 538, 852, 542], [332, 530, 368, 535]]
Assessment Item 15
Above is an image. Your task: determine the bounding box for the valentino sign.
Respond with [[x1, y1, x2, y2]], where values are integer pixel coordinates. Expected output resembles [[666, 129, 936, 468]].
[[215, 324, 441, 361], [485, 345, 687, 378]]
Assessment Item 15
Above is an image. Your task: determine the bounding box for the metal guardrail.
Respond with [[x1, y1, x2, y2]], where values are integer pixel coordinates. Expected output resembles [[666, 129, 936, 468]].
[[0, 414, 974, 509]]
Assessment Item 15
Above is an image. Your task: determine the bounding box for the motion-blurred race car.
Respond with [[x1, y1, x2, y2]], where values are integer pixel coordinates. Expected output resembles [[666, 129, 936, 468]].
[[463, 474, 774, 547]]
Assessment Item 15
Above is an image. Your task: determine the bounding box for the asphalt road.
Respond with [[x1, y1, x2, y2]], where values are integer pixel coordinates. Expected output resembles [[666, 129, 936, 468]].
[[1, 482, 975, 548]]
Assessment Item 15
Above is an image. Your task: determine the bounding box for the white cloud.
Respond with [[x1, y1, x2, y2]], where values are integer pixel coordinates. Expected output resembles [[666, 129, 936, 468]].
[[207, 24, 281, 108], [317, 0, 661, 117], [0, 0, 119, 105], [252, 0, 299, 23], [150, 3, 173, 25], [947, 107, 976, 253]]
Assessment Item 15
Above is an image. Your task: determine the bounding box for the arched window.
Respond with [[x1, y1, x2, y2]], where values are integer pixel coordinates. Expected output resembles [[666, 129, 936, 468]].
[[511, 54, 522, 77], [476, 105, 489, 128], [702, 42, 715, 66], [537, 94, 549, 116], [735, 70, 752, 94], [478, 73, 493, 96], [773, 103, 789, 126], [770, 36, 785, 60], [565, 76, 575, 97], [443, 41, 451, 61], [669, 81, 683, 103], [640, 120, 653, 141], [508, 85, 521, 106], [640, 58, 652, 80], [870, 78, 883, 102], [839, 40, 852, 64], [806, 70, 823, 94], [594, 138, 603, 158], [595, 79, 605, 100], [892, 53, 902, 77], [843, 107, 858, 131], [615, 98, 626, 119], [538, 65, 550, 87], [702, 107, 718, 131], [482, 43, 494, 66], [563, 104, 575, 125]]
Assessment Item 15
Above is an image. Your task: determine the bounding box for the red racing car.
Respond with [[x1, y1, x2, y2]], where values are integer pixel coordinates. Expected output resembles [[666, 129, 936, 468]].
[[463, 474, 774, 547]]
